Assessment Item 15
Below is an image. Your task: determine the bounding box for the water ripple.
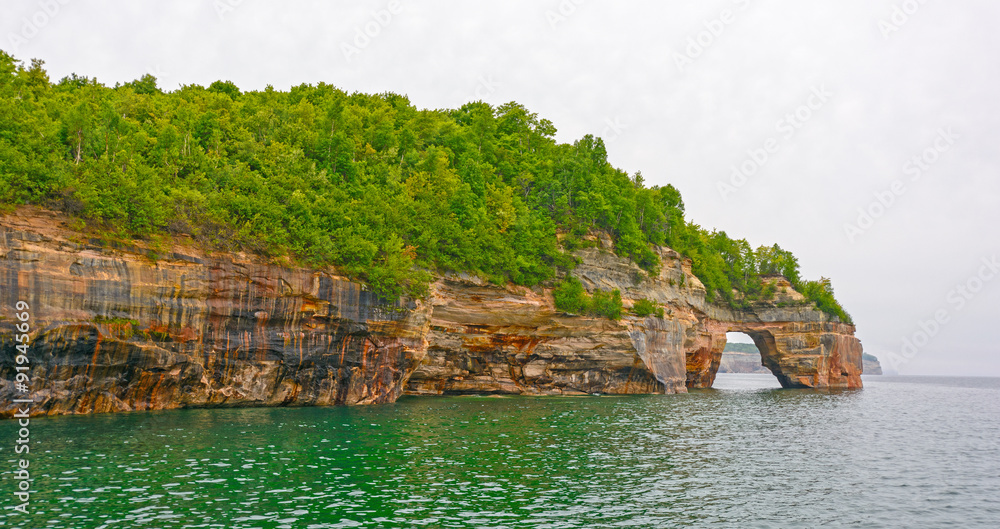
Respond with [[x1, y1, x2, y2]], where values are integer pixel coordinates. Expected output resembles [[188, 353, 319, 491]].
[[1, 375, 999, 527]]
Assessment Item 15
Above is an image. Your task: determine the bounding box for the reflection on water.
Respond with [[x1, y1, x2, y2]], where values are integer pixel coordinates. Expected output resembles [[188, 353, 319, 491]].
[[2, 375, 999, 528]]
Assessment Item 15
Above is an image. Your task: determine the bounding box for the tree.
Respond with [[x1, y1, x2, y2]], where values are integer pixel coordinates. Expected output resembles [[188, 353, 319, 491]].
[[122, 74, 160, 95]]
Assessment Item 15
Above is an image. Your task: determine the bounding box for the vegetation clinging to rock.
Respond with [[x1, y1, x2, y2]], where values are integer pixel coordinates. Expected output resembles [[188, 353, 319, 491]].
[[552, 277, 623, 320], [631, 298, 665, 319]]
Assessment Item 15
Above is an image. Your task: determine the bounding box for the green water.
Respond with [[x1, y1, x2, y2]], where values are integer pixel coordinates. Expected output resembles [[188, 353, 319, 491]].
[[2, 374, 1000, 528]]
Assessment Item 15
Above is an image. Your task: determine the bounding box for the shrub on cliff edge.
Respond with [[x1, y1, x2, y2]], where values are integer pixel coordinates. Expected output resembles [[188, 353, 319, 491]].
[[553, 277, 589, 314], [552, 277, 623, 320], [631, 298, 664, 318], [590, 289, 623, 320]]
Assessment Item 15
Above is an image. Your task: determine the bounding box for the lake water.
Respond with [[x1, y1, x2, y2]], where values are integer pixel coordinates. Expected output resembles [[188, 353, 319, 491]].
[[2, 374, 999, 528]]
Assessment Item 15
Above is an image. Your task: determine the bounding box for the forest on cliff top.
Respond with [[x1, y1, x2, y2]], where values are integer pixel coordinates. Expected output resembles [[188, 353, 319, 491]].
[[0, 52, 851, 323]]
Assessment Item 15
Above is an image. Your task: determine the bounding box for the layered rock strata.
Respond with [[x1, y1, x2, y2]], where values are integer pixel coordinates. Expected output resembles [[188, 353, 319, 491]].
[[0, 209, 431, 416], [1, 208, 863, 417]]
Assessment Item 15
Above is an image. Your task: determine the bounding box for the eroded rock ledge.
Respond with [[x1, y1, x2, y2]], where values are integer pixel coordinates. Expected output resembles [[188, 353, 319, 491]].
[[0, 208, 863, 417]]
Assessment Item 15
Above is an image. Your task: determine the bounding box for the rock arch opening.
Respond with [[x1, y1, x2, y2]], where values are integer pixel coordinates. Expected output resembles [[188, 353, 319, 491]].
[[716, 332, 784, 388], [685, 325, 802, 389], [685, 319, 863, 390]]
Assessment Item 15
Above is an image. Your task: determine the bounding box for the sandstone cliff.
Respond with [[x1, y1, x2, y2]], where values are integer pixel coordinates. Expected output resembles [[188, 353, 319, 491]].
[[718, 352, 770, 374], [1, 208, 863, 417], [863, 353, 883, 375]]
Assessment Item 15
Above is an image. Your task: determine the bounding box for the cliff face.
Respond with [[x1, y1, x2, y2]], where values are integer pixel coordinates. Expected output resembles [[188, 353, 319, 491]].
[[403, 275, 679, 396], [0, 209, 431, 415], [863, 354, 883, 375], [718, 352, 770, 374], [1, 209, 863, 417]]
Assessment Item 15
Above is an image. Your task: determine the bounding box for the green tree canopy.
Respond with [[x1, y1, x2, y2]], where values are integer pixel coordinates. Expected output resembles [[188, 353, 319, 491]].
[[0, 52, 852, 323]]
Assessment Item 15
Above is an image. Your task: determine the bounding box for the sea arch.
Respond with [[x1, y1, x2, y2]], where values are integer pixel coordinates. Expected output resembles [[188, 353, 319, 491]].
[[685, 319, 863, 390]]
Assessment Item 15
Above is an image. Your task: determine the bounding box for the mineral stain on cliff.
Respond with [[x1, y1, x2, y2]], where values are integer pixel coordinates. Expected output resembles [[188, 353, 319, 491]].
[[1, 208, 864, 418]]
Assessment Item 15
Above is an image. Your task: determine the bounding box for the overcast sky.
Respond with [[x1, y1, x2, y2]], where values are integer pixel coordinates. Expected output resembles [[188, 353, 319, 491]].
[[3, 0, 998, 376]]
